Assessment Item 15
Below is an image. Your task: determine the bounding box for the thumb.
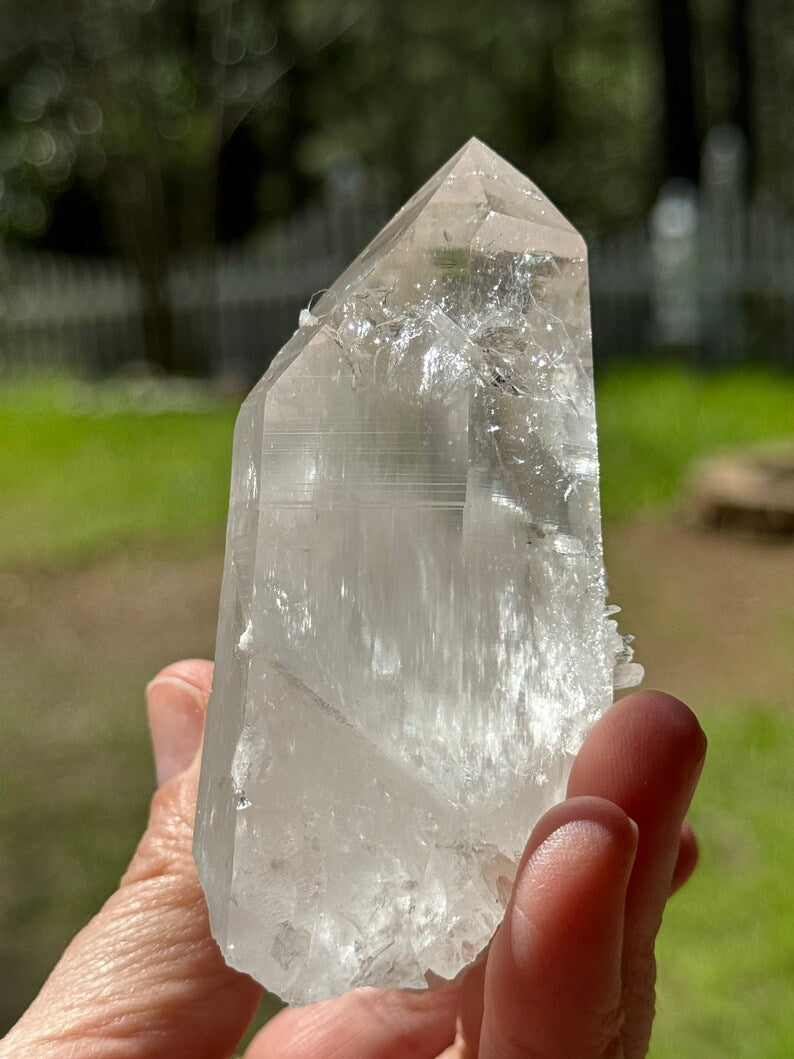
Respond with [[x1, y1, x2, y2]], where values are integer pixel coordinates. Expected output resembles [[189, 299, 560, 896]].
[[2, 661, 262, 1059]]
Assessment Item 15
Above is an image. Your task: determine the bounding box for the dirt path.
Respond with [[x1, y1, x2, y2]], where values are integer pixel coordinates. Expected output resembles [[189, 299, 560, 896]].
[[605, 520, 792, 710]]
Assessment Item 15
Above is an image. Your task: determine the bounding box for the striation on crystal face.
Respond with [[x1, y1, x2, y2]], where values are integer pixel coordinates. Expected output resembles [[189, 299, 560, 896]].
[[194, 137, 642, 1005]]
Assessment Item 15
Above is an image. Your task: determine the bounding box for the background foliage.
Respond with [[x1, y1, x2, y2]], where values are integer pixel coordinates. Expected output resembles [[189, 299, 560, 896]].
[[1, 0, 791, 255]]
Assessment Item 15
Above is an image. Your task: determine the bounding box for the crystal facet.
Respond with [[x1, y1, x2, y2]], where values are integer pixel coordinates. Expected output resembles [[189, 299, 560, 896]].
[[194, 138, 641, 1004]]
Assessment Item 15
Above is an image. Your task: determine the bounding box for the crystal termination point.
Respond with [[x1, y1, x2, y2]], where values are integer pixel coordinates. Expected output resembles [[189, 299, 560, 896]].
[[194, 138, 642, 1005]]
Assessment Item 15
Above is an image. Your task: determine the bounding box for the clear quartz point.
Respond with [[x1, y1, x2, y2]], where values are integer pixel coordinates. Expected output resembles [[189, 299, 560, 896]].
[[194, 137, 642, 1005]]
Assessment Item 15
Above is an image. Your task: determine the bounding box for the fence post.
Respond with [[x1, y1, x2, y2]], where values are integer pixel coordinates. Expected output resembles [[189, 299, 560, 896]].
[[651, 178, 700, 349], [700, 124, 748, 363]]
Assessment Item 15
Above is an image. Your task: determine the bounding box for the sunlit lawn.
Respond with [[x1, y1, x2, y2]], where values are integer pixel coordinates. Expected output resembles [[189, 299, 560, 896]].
[[0, 374, 238, 565], [0, 363, 792, 1052], [595, 362, 794, 520], [1, 363, 793, 564], [653, 706, 794, 1057]]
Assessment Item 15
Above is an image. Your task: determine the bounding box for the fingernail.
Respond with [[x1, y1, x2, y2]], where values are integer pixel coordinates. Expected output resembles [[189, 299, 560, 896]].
[[147, 677, 206, 786]]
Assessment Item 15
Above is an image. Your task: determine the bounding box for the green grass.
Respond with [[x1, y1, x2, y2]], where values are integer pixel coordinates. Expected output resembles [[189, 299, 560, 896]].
[[0, 364, 792, 566], [652, 705, 794, 1057], [0, 374, 238, 565], [596, 362, 794, 520]]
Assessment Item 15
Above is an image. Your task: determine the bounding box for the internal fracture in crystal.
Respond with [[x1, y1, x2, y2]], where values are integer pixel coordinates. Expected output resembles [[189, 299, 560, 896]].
[[194, 138, 641, 1005]]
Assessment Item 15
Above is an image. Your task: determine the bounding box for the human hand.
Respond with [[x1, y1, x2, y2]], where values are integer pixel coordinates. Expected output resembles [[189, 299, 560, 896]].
[[2, 660, 705, 1058]]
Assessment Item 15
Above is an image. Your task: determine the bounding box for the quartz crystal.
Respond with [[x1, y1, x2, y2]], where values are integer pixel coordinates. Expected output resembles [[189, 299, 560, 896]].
[[194, 138, 642, 1005]]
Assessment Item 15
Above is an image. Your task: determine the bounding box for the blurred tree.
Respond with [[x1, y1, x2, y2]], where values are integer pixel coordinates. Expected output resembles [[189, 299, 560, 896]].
[[0, 0, 361, 370], [728, 0, 753, 166], [265, 0, 659, 229], [652, 0, 700, 183]]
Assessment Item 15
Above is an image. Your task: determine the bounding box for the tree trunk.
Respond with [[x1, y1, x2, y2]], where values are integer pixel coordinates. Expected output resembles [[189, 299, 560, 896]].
[[728, 0, 754, 183], [653, 0, 700, 183], [107, 161, 184, 374], [137, 252, 179, 374]]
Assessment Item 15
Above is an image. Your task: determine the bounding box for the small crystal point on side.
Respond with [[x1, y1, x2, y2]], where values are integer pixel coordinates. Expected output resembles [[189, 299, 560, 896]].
[[194, 138, 641, 1005]]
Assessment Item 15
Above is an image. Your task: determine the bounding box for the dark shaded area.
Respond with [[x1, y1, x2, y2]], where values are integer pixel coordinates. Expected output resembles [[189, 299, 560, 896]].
[[216, 126, 267, 243], [728, 0, 754, 180], [653, 0, 700, 183], [36, 183, 108, 256]]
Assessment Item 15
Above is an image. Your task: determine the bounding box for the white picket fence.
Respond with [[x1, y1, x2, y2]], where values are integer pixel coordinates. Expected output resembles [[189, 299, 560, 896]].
[[0, 192, 389, 381], [2, 137, 794, 378]]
